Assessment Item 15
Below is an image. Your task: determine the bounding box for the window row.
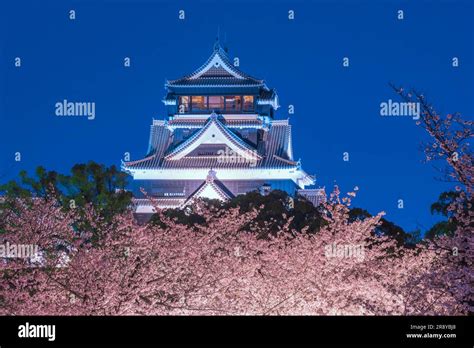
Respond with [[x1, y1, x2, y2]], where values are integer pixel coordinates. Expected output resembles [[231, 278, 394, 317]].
[[178, 95, 254, 113]]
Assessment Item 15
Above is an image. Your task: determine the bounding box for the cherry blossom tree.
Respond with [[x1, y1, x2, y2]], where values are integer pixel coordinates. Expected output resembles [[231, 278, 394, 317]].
[[392, 85, 473, 313], [0, 188, 466, 315]]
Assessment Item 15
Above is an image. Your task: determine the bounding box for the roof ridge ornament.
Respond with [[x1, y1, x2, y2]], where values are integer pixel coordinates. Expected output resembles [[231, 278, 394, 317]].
[[214, 25, 221, 51], [223, 32, 228, 53], [206, 168, 217, 183], [213, 36, 220, 52]]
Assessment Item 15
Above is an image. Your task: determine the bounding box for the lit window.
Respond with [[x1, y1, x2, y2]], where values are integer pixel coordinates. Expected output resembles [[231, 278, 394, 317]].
[[243, 96, 254, 111], [225, 96, 242, 112], [208, 96, 224, 110], [191, 96, 208, 111]]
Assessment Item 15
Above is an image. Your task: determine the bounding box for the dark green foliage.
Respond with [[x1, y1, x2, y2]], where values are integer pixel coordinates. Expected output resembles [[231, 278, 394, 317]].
[[424, 191, 470, 239], [430, 191, 462, 217], [349, 207, 412, 246], [150, 190, 327, 238], [149, 206, 207, 228], [0, 162, 132, 228], [60, 162, 132, 221], [425, 220, 457, 239], [225, 190, 327, 237], [0, 167, 62, 202]]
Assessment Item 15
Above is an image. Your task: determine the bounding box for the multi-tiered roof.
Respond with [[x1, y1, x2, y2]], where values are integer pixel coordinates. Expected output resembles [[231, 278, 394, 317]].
[[122, 115, 301, 171]]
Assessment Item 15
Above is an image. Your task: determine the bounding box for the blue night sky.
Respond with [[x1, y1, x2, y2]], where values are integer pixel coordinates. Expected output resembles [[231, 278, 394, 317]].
[[1, 0, 473, 233]]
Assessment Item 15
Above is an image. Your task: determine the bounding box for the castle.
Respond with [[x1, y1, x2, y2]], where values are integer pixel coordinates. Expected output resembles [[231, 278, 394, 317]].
[[121, 40, 324, 216]]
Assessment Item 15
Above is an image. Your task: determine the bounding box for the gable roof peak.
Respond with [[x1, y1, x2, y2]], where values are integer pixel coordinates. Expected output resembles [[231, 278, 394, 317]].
[[213, 34, 230, 53], [213, 38, 222, 52], [164, 114, 261, 161], [166, 40, 264, 87]]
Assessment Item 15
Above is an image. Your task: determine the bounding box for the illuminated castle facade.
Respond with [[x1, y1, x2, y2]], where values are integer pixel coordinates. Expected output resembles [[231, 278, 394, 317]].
[[122, 41, 324, 214]]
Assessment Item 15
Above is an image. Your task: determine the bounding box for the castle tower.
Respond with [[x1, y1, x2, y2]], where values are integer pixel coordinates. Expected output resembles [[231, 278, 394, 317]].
[[122, 40, 323, 215]]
